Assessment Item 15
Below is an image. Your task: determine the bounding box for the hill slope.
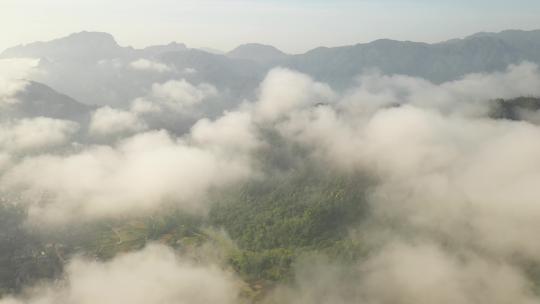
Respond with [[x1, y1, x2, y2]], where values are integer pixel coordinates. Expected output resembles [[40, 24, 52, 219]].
[[0, 81, 93, 122]]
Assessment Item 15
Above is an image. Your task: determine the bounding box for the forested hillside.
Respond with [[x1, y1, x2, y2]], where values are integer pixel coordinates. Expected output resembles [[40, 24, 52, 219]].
[[0, 136, 372, 300]]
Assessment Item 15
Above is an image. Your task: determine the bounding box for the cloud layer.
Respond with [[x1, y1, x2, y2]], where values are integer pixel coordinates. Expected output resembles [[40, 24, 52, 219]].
[[2, 130, 254, 223], [89, 106, 147, 137], [0, 117, 79, 153], [0, 58, 38, 106], [0, 244, 239, 304], [2, 60, 540, 303]]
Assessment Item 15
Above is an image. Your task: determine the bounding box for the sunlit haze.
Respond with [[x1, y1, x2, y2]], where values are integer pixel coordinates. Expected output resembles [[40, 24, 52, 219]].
[[2, 0, 540, 53]]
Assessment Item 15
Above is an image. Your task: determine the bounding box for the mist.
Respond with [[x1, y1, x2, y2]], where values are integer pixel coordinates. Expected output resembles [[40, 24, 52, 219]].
[[2, 29, 540, 303]]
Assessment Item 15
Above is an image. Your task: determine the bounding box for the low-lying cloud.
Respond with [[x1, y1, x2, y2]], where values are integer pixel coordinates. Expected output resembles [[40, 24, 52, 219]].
[[1, 130, 254, 223], [89, 106, 147, 137], [266, 65, 540, 264], [2, 61, 540, 303], [0, 117, 79, 153], [0, 244, 239, 304], [268, 241, 539, 304], [0, 58, 38, 106], [129, 59, 172, 73], [253, 67, 336, 122], [132, 79, 218, 114]]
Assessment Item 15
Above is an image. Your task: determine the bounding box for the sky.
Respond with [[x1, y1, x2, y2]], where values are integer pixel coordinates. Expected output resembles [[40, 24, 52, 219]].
[[1, 0, 540, 54]]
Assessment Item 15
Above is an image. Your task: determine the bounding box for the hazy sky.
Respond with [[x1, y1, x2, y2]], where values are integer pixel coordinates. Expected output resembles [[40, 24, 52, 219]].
[[1, 0, 540, 53]]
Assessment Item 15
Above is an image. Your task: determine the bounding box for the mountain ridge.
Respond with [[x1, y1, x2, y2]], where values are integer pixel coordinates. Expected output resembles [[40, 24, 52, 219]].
[[2, 28, 540, 106], [3, 28, 540, 59], [1, 81, 94, 121]]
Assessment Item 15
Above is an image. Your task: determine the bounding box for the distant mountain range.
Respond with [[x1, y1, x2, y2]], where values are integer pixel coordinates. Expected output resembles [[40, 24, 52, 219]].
[[284, 29, 540, 87], [2, 29, 540, 108]]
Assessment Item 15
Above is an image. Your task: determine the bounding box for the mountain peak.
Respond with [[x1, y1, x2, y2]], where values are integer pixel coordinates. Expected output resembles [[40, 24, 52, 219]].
[[227, 43, 288, 64], [62, 31, 119, 45], [140, 42, 187, 56], [1, 31, 125, 61], [1, 81, 93, 121]]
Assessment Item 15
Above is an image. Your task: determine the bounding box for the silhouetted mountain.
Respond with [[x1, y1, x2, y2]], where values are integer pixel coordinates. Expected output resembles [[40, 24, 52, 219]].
[[283, 30, 540, 88], [0, 33, 180, 106], [1, 81, 93, 122], [160, 49, 266, 99], [198, 47, 225, 55], [138, 42, 187, 58], [1, 31, 131, 62], [227, 43, 288, 65], [2, 29, 540, 107]]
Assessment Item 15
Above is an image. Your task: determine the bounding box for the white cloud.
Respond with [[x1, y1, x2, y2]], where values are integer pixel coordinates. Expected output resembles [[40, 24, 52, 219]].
[[1, 130, 253, 223], [360, 242, 538, 304], [354, 107, 540, 261], [0, 244, 239, 304], [341, 62, 540, 117], [182, 67, 197, 74], [0, 153, 11, 171], [151, 80, 217, 108], [1, 64, 540, 304], [0, 58, 39, 106], [270, 242, 539, 304], [89, 106, 147, 137], [262, 66, 540, 266], [132, 79, 218, 113], [254, 67, 336, 122], [129, 59, 172, 73], [191, 110, 260, 154], [130, 98, 162, 114], [0, 117, 79, 152]]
